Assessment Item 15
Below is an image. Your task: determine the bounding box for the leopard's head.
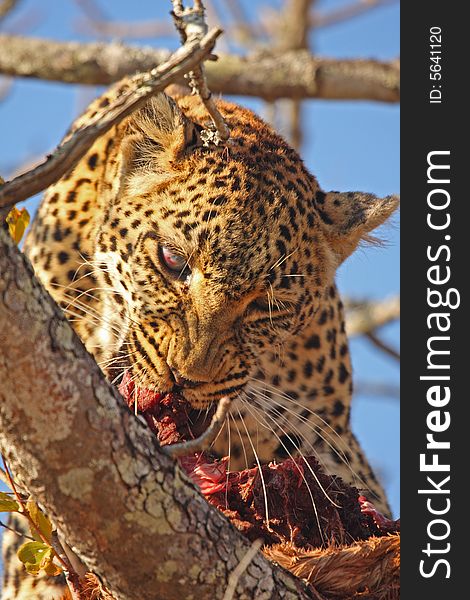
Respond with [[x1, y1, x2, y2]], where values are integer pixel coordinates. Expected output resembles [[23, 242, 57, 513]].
[[94, 94, 397, 408]]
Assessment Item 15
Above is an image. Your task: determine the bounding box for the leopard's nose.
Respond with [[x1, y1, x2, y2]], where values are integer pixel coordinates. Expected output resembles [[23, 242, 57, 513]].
[[170, 368, 201, 389]]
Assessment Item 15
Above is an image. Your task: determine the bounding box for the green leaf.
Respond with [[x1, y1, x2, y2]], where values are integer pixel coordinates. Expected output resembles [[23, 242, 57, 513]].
[[0, 491, 19, 512], [17, 541, 61, 576], [26, 498, 53, 543], [6, 206, 30, 244], [17, 541, 51, 575]]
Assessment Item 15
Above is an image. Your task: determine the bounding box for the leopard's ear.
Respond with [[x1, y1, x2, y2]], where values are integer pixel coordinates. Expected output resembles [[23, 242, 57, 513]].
[[120, 94, 201, 191], [315, 190, 399, 264]]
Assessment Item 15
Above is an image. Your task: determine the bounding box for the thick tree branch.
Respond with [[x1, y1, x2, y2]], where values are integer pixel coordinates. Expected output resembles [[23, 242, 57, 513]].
[[0, 34, 400, 102], [0, 228, 314, 599], [0, 28, 222, 210]]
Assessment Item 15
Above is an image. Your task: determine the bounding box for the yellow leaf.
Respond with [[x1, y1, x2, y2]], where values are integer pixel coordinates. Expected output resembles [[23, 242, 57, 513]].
[[26, 498, 53, 543], [43, 560, 63, 577], [6, 206, 30, 244], [17, 541, 62, 577], [0, 491, 19, 512]]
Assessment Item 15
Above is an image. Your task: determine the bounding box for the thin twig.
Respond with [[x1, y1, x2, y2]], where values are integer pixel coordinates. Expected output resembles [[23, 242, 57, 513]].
[[1, 457, 72, 572], [4, 458, 88, 599], [312, 0, 398, 29], [355, 381, 399, 400], [365, 331, 400, 361], [2, 456, 24, 507], [172, 0, 230, 143], [0, 519, 36, 541], [76, 17, 173, 39], [0, 461, 27, 495], [225, 0, 268, 45], [164, 397, 232, 458], [73, 0, 173, 39], [0, 28, 222, 210], [0, 463, 12, 488], [223, 538, 264, 600]]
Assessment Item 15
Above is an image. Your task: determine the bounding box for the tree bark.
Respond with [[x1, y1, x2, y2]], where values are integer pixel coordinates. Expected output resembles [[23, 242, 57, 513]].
[[0, 34, 400, 102], [0, 226, 313, 599]]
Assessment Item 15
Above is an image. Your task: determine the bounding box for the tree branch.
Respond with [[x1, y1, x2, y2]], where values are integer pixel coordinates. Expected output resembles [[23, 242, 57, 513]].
[[0, 229, 314, 599], [277, 0, 314, 52], [311, 0, 398, 29], [0, 34, 400, 103], [355, 381, 399, 400], [365, 331, 400, 361], [0, 28, 222, 211], [171, 0, 230, 142], [274, 0, 314, 150], [73, 0, 174, 39], [0, 0, 18, 22], [345, 295, 400, 336]]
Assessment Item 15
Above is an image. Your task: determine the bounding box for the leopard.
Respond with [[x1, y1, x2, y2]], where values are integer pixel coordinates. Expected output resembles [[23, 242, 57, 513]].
[[1, 84, 398, 600]]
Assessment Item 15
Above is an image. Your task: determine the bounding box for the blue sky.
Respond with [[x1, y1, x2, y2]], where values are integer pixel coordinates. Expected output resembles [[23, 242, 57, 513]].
[[0, 0, 399, 522]]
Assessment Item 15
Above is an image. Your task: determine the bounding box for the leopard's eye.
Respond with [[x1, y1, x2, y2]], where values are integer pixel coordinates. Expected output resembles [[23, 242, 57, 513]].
[[159, 246, 188, 275]]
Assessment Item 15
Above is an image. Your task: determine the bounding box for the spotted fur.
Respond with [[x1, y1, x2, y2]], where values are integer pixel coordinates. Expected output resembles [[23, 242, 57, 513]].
[[2, 85, 397, 599]]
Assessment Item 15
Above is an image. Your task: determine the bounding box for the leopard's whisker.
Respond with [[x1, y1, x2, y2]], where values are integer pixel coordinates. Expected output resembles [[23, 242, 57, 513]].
[[64, 286, 141, 328], [269, 248, 298, 272], [229, 411, 249, 471], [250, 377, 350, 451], [206, 414, 227, 452], [240, 394, 326, 543], [97, 350, 139, 368], [60, 289, 141, 337], [60, 306, 124, 343], [178, 247, 196, 280], [225, 415, 231, 510], [249, 384, 376, 495], [248, 392, 332, 471], [249, 384, 352, 466], [248, 392, 370, 492], [242, 393, 340, 509], [266, 286, 274, 329], [60, 306, 122, 340], [235, 400, 271, 529]]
